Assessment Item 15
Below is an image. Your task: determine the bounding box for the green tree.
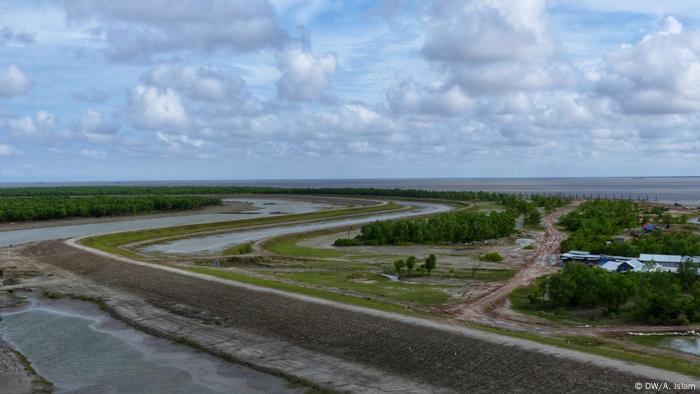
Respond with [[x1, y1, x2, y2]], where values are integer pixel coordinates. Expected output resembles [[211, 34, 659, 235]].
[[393, 259, 405, 278], [405, 256, 416, 276], [677, 260, 698, 291], [423, 254, 437, 275], [597, 273, 636, 313]]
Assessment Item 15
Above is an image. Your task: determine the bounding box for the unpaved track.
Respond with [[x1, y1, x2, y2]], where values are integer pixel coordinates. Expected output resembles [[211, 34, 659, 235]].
[[20, 240, 693, 393], [448, 205, 573, 322]]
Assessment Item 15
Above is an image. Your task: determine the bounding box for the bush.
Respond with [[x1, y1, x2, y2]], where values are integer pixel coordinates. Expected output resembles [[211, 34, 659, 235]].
[[333, 238, 363, 247], [479, 252, 503, 262]]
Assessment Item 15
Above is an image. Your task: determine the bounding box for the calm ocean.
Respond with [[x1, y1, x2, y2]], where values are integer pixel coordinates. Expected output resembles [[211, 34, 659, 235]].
[[2, 177, 700, 205]]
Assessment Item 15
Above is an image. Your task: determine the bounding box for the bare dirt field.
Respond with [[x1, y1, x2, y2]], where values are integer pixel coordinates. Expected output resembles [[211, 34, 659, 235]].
[[14, 240, 688, 393]]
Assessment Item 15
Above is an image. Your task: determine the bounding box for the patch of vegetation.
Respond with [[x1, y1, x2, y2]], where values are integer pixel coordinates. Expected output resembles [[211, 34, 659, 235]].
[[560, 199, 700, 256], [41, 291, 63, 300], [274, 269, 454, 306], [71, 294, 109, 311], [11, 346, 54, 390], [223, 242, 253, 255], [264, 234, 346, 258], [339, 210, 518, 246], [479, 252, 503, 262], [0, 186, 571, 210], [0, 195, 220, 222], [523, 244, 535, 250], [188, 267, 424, 315], [393, 255, 436, 277], [520, 262, 700, 324]]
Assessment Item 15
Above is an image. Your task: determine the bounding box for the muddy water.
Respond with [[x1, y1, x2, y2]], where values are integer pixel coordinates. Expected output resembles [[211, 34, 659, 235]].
[[0, 297, 299, 394], [0, 198, 335, 248], [142, 201, 452, 255]]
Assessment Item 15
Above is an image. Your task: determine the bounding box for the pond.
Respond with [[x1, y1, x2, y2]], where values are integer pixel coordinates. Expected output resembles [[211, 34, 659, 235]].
[[657, 336, 700, 356], [0, 296, 299, 393]]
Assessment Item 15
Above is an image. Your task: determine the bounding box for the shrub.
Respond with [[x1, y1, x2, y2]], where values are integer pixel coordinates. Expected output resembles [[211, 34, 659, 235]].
[[479, 252, 503, 262]]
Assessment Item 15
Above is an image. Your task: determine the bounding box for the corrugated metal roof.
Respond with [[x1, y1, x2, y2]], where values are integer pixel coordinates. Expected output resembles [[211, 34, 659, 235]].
[[601, 261, 621, 271], [639, 254, 683, 263]]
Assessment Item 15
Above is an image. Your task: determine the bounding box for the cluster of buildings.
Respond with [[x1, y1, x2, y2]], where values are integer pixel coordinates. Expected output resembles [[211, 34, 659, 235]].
[[561, 251, 700, 273]]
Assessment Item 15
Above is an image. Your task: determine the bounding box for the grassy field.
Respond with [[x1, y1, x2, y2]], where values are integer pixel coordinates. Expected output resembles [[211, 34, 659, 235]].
[[188, 266, 423, 315], [263, 232, 347, 258], [223, 242, 253, 255], [273, 269, 456, 306], [80, 201, 403, 259]]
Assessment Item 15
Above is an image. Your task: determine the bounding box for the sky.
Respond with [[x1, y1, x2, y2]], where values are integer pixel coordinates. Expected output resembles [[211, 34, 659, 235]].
[[1, 0, 700, 182]]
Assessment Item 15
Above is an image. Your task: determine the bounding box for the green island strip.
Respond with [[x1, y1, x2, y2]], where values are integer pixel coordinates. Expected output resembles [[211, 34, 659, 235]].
[[80, 201, 403, 259], [263, 230, 349, 258]]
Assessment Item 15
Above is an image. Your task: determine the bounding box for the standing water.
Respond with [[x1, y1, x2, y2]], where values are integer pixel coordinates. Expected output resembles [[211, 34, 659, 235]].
[[0, 296, 299, 394]]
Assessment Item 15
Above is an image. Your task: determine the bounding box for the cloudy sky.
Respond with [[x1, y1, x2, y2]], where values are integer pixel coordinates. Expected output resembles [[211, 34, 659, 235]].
[[1, 0, 699, 181]]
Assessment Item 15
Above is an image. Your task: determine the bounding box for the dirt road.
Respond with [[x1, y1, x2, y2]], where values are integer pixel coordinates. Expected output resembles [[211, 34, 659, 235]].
[[447, 205, 573, 322]]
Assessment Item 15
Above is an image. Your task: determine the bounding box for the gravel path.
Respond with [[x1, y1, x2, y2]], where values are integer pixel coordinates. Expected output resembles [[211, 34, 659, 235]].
[[23, 241, 694, 393]]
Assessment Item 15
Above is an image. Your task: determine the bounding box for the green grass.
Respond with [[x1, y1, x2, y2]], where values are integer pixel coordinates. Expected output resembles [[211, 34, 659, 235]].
[[41, 291, 63, 300], [627, 335, 667, 347], [479, 252, 503, 262], [81, 202, 403, 259], [188, 267, 422, 315], [264, 233, 347, 258], [465, 322, 700, 379], [273, 270, 455, 306], [223, 242, 253, 255]]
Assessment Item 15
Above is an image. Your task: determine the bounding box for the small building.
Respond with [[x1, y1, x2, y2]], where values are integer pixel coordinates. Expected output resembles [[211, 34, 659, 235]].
[[638, 254, 685, 265], [601, 259, 651, 273], [600, 261, 623, 272], [561, 251, 601, 264]]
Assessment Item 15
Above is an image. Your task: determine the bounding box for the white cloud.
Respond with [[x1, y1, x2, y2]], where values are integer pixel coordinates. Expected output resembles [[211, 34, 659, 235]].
[[420, 0, 560, 94], [0, 64, 31, 97], [0, 144, 18, 157], [156, 131, 204, 150], [386, 79, 473, 116], [128, 85, 187, 129], [595, 16, 700, 114], [8, 111, 56, 136], [62, 0, 287, 60], [80, 109, 118, 134], [277, 48, 337, 101]]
